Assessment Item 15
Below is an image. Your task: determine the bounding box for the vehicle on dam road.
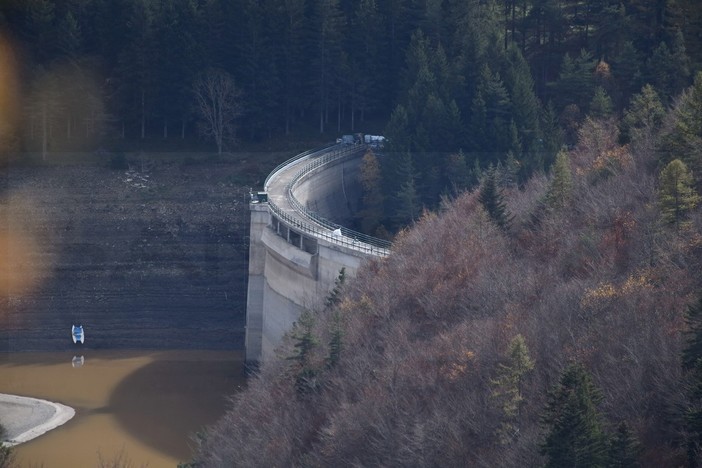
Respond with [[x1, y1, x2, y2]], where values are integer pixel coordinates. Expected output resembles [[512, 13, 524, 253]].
[[72, 325, 84, 344]]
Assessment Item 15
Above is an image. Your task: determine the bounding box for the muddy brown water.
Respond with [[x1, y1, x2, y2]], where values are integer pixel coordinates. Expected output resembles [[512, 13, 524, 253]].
[[0, 350, 245, 467]]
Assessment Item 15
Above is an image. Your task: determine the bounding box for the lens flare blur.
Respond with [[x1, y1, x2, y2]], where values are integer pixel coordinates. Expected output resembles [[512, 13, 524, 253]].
[[0, 32, 20, 163]]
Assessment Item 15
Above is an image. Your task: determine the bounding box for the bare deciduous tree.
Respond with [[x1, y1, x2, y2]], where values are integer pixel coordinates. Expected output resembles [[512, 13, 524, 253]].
[[193, 69, 243, 155]]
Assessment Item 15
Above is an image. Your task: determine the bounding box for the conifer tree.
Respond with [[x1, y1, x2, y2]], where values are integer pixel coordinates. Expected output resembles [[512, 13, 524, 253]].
[[658, 159, 700, 229], [551, 50, 597, 112], [620, 85, 665, 144], [503, 151, 520, 188], [288, 309, 319, 393], [478, 165, 512, 230], [540, 363, 609, 468], [491, 334, 535, 444], [590, 87, 614, 119], [385, 104, 411, 154], [546, 150, 573, 210], [647, 31, 691, 102], [539, 101, 564, 171], [471, 64, 511, 158], [611, 41, 643, 103], [608, 422, 641, 468], [444, 151, 470, 195], [289, 309, 318, 368], [392, 152, 420, 227], [325, 268, 346, 309], [326, 310, 343, 369], [663, 72, 702, 181], [359, 150, 385, 235], [504, 44, 541, 156]]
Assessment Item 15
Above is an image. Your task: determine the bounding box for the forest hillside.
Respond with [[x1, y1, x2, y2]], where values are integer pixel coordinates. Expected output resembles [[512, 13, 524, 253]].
[[195, 76, 702, 467]]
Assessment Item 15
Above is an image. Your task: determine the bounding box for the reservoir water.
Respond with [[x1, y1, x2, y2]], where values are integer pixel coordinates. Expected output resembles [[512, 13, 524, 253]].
[[0, 350, 244, 467]]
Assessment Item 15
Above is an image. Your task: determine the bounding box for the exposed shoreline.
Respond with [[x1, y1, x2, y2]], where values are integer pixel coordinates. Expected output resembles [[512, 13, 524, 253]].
[[0, 393, 75, 447]]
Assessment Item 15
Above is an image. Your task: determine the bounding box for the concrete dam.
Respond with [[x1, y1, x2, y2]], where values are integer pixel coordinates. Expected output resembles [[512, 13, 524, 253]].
[[245, 144, 390, 364]]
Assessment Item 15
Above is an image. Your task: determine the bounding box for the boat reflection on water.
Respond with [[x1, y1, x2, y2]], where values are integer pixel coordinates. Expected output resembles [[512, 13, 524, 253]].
[[71, 356, 84, 368]]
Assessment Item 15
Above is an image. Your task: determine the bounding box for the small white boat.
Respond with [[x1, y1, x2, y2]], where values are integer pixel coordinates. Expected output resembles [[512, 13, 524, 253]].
[[72, 325, 84, 344]]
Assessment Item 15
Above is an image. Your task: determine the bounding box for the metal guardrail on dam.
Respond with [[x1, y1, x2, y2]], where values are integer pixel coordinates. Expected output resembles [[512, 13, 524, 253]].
[[263, 144, 391, 257]]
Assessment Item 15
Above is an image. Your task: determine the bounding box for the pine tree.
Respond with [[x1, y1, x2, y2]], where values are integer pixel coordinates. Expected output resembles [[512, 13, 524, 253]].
[[471, 64, 511, 160], [546, 150, 573, 210], [359, 150, 385, 234], [551, 50, 597, 113], [311, 0, 345, 134], [504, 44, 541, 157], [478, 165, 512, 231], [385, 104, 411, 154], [590, 87, 614, 120], [326, 310, 343, 369], [392, 152, 420, 227], [662, 72, 702, 181], [539, 101, 564, 171], [348, 0, 385, 128], [444, 150, 470, 195], [647, 31, 691, 102], [491, 334, 535, 444], [540, 363, 609, 468], [289, 309, 318, 367], [620, 85, 665, 144], [611, 41, 643, 104], [325, 268, 346, 309], [658, 159, 700, 229], [279, 0, 307, 135], [608, 422, 641, 468]]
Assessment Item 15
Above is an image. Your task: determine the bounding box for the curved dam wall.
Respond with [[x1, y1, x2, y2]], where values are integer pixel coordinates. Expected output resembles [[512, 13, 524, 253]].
[[292, 155, 362, 225], [245, 146, 383, 365]]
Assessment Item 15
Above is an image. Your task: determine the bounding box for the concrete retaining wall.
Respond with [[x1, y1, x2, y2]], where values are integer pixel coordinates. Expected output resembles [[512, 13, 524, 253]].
[[245, 148, 373, 364]]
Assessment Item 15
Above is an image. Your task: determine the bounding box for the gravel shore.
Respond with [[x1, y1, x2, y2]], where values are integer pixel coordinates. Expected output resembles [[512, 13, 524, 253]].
[[0, 393, 75, 446]]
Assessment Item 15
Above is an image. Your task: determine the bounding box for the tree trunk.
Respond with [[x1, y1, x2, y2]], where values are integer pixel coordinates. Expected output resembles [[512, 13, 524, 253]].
[[42, 105, 48, 161], [351, 102, 355, 132], [141, 89, 146, 139], [163, 118, 168, 139], [319, 98, 324, 133]]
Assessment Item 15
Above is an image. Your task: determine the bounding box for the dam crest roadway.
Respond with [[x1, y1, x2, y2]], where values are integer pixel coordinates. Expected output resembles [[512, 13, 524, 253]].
[[245, 143, 390, 364]]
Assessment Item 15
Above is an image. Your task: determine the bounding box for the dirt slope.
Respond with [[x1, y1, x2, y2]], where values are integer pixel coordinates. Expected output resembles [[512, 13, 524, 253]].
[[0, 159, 250, 351]]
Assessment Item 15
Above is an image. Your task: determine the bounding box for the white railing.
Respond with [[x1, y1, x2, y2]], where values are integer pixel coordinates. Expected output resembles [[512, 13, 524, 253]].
[[263, 144, 391, 256]]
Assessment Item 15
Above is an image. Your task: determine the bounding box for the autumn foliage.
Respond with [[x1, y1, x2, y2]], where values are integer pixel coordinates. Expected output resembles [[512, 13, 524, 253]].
[[195, 85, 702, 467]]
